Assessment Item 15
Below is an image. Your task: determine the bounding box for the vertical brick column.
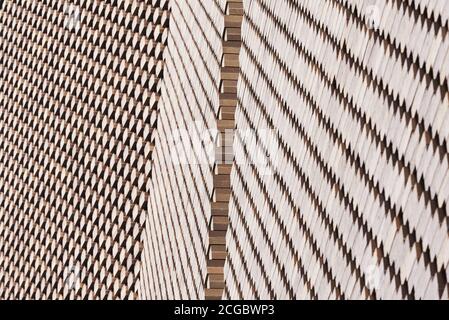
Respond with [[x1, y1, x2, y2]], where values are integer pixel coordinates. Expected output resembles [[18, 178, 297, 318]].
[[206, 0, 243, 300]]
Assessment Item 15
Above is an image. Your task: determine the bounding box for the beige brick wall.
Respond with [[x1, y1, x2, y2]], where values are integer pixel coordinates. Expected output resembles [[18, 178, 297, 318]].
[[1, 0, 448, 300], [224, 0, 449, 300], [0, 0, 167, 299]]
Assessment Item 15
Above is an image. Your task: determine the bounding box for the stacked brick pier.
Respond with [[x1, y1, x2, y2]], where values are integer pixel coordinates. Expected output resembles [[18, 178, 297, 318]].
[[206, 0, 243, 300]]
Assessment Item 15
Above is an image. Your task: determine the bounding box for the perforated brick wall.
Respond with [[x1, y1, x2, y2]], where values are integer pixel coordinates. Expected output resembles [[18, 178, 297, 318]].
[[1, 0, 448, 300], [224, 0, 449, 300], [0, 0, 168, 299]]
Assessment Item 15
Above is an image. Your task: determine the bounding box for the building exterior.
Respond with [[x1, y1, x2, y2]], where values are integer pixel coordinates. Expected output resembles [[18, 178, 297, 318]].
[[0, 0, 169, 299], [0, 0, 448, 300], [224, 0, 449, 300]]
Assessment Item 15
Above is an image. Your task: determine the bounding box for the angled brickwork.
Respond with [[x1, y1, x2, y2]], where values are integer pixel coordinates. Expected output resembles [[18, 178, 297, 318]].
[[0, 0, 167, 299], [224, 0, 449, 300], [137, 0, 244, 300], [1, 0, 449, 301], [137, 0, 224, 299]]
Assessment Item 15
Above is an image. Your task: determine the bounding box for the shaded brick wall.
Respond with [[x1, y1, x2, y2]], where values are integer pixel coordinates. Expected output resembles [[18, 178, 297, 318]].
[[0, 0, 167, 299]]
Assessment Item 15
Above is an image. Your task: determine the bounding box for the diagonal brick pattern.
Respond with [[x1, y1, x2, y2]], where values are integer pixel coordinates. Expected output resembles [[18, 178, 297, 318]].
[[0, 0, 167, 299], [0, 0, 448, 300], [224, 0, 449, 300]]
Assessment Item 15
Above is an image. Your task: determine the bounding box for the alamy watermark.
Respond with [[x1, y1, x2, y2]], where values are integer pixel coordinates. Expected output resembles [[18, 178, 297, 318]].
[[64, 265, 81, 292], [365, 2, 381, 30], [365, 262, 382, 292], [166, 123, 279, 176], [63, 4, 81, 32]]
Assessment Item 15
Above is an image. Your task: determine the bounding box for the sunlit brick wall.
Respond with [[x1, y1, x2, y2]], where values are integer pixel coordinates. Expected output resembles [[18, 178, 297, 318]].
[[224, 0, 449, 300], [1, 0, 448, 301], [137, 0, 225, 299], [0, 0, 166, 299]]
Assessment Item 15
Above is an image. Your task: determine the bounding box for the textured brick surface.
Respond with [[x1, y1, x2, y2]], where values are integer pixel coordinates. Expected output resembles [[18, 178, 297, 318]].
[[223, 0, 449, 300], [0, 0, 448, 300], [0, 0, 167, 299], [137, 0, 219, 299]]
